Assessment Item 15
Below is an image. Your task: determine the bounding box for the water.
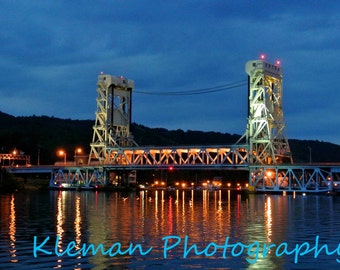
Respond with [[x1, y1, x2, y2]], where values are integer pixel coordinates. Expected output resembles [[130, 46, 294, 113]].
[[1, 189, 340, 269]]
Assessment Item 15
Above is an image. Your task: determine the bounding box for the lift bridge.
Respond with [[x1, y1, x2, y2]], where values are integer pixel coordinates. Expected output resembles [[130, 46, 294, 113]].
[[46, 58, 340, 193]]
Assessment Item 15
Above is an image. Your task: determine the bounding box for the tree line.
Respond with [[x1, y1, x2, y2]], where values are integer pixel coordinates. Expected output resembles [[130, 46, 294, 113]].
[[1, 111, 340, 165]]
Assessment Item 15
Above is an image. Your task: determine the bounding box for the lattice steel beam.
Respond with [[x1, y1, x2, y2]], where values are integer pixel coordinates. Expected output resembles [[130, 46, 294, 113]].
[[103, 145, 249, 167], [249, 165, 333, 193]]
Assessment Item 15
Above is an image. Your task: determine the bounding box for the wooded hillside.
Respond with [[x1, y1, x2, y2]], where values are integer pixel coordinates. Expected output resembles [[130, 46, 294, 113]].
[[1, 111, 339, 165]]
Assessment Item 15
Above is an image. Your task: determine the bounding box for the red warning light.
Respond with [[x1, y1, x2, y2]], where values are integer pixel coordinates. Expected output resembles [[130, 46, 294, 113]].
[[260, 54, 266, 60], [169, 166, 174, 171], [275, 60, 281, 65]]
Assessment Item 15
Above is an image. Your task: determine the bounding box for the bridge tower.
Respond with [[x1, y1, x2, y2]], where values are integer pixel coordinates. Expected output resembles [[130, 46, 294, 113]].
[[88, 74, 137, 164], [245, 58, 293, 165]]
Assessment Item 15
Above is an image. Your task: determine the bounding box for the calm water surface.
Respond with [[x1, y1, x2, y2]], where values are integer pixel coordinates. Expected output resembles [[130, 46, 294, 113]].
[[1, 189, 340, 269]]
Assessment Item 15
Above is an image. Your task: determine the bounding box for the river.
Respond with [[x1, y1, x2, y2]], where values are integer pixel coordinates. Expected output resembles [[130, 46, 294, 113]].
[[1, 189, 340, 269]]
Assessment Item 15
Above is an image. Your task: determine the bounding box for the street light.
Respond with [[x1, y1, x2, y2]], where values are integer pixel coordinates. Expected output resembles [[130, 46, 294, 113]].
[[58, 150, 67, 165], [11, 150, 17, 166], [74, 147, 82, 165]]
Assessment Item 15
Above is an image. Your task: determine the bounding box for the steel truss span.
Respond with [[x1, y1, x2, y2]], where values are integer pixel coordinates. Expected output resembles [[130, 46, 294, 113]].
[[0, 153, 30, 166], [50, 167, 105, 189], [103, 145, 249, 168], [49, 145, 249, 189], [249, 165, 340, 193]]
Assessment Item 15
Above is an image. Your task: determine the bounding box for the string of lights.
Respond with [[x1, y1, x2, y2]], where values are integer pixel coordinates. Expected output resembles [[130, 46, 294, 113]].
[[134, 80, 247, 96]]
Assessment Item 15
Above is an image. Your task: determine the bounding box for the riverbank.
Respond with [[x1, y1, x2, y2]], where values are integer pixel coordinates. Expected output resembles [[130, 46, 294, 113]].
[[0, 173, 49, 193]]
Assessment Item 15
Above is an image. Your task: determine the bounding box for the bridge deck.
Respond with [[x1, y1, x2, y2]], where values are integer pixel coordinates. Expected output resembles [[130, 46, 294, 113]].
[[5, 146, 340, 194]]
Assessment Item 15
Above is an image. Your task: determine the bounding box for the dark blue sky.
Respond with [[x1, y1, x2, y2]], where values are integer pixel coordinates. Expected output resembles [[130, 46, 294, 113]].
[[1, 1, 339, 144]]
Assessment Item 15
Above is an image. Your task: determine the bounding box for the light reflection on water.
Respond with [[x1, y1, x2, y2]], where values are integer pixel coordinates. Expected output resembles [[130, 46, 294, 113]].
[[9, 195, 17, 263], [1, 190, 340, 269]]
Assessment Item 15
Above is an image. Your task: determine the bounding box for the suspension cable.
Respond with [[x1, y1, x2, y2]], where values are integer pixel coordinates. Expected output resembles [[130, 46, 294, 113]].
[[134, 80, 247, 96]]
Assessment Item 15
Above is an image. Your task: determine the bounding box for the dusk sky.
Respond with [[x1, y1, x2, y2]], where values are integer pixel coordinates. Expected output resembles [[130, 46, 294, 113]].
[[1, 1, 339, 145]]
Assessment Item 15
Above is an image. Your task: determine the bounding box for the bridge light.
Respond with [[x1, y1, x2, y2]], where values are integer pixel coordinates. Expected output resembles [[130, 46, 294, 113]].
[[266, 171, 273, 177], [168, 166, 174, 171], [260, 54, 266, 60], [275, 60, 281, 65]]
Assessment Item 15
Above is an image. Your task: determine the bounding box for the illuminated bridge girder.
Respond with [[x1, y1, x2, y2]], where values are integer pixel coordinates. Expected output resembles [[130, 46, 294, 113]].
[[50, 167, 105, 188], [102, 145, 249, 168], [0, 153, 30, 166], [249, 165, 334, 193]]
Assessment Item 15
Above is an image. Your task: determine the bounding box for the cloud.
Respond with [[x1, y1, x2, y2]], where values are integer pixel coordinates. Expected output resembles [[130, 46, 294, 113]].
[[0, 1, 340, 144]]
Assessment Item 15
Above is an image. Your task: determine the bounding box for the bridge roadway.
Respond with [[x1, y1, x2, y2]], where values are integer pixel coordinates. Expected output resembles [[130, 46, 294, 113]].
[[4, 145, 340, 193], [6, 165, 58, 174], [4, 144, 249, 190]]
